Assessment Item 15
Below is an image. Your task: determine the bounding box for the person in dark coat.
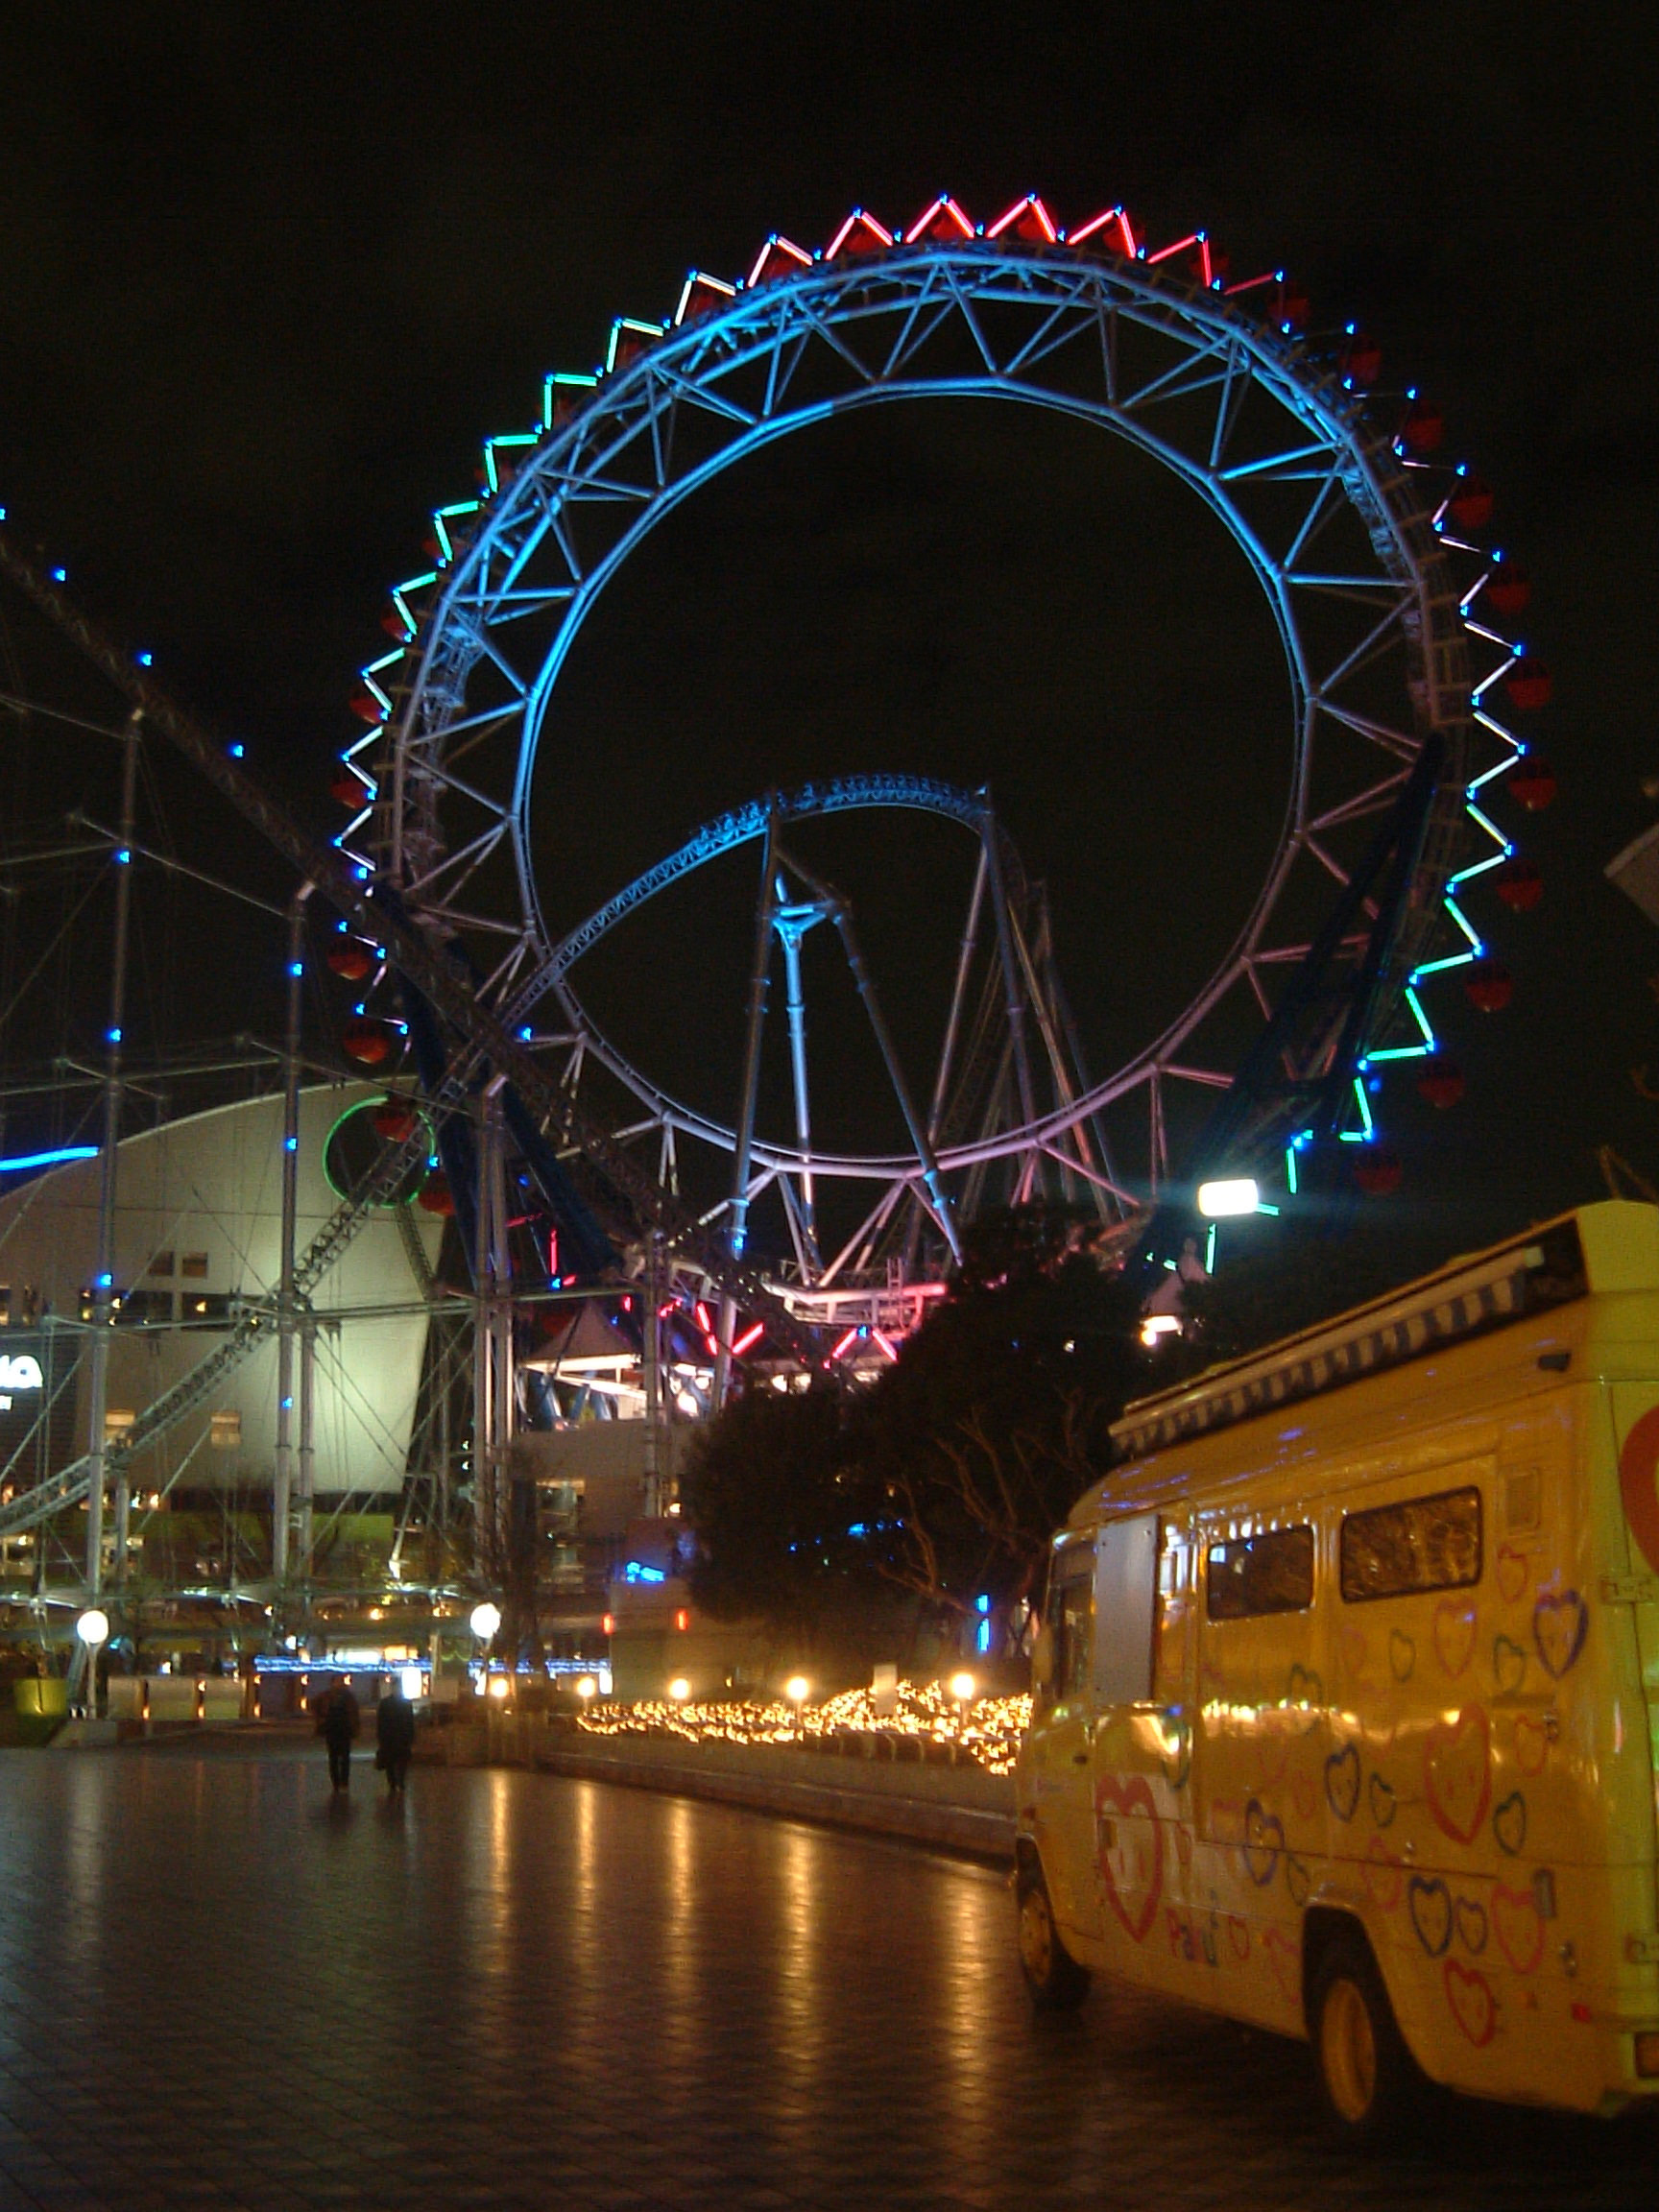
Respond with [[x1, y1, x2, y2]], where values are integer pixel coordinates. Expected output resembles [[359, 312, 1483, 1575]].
[[319, 1680, 360, 1790], [375, 1686, 416, 1794]]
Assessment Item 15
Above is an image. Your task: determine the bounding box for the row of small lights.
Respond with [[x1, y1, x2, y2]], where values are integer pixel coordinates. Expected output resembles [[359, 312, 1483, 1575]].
[[570, 1675, 1034, 1778]]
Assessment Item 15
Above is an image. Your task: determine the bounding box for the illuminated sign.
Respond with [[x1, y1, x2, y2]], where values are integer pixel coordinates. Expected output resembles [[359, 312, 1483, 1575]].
[[0, 1353, 43, 1408]]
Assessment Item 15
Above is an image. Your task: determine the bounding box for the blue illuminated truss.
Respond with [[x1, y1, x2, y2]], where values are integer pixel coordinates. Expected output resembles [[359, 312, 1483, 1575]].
[[352, 195, 1528, 1233]]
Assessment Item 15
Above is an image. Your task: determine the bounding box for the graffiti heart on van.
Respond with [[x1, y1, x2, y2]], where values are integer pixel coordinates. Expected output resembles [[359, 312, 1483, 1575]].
[[1444, 1959, 1498, 2046], [1532, 1587, 1587, 1679], [1492, 1635, 1527, 1695], [1493, 1790, 1527, 1856], [1424, 1706, 1492, 1845], [1368, 1771, 1398, 1827], [1241, 1798, 1284, 1887], [1286, 1663, 1322, 1714], [1408, 1874, 1454, 1956], [1617, 1400, 1659, 1575], [1433, 1597, 1478, 1678], [1388, 1629, 1416, 1682], [1491, 1882, 1545, 1973], [1454, 1895, 1488, 1955], [1323, 1742, 1360, 1821], [1362, 1837, 1405, 1910], [1512, 1714, 1550, 1775], [1094, 1773, 1163, 1944], [1497, 1543, 1531, 1603]]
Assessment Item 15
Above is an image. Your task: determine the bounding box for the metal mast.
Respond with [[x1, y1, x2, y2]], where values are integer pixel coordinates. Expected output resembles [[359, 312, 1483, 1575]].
[[86, 710, 141, 1601]]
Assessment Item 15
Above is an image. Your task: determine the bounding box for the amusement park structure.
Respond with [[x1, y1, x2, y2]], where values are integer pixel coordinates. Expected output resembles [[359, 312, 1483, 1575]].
[[0, 190, 1551, 1655]]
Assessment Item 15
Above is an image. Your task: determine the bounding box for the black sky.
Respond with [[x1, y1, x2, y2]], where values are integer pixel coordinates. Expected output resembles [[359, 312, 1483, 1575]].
[[1, 1, 1656, 1259]]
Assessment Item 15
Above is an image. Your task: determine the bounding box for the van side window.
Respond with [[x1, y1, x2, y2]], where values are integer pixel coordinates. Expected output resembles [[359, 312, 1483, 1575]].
[[1206, 1526, 1314, 1621], [1339, 1484, 1481, 1602], [1050, 1557, 1093, 1699]]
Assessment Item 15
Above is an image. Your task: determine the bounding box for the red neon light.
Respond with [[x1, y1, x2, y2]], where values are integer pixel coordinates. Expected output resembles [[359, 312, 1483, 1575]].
[[746, 234, 813, 288], [704, 1334, 719, 1358], [903, 194, 974, 245], [987, 195, 1057, 245], [1147, 231, 1217, 285], [826, 208, 895, 260], [872, 1330, 900, 1361], [675, 1609, 689, 1632], [1069, 206, 1138, 256], [602, 1614, 614, 1638], [694, 1302, 712, 1335], [830, 1328, 860, 1360], [732, 1322, 764, 1357]]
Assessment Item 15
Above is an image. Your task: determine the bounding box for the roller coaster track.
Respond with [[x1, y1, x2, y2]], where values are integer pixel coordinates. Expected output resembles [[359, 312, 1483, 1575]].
[[0, 531, 818, 1541]]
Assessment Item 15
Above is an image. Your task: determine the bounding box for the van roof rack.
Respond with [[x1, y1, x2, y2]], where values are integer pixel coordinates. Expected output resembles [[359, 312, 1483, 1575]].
[[1109, 1211, 1606, 1466]]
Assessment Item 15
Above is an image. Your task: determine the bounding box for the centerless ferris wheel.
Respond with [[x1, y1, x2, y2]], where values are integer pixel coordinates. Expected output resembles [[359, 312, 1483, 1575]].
[[333, 190, 1551, 1345]]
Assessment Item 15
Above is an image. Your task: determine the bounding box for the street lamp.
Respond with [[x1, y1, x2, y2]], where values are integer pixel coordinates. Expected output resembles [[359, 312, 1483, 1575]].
[[469, 1600, 501, 1702], [949, 1670, 976, 1705], [1196, 1177, 1260, 1218], [77, 1608, 109, 1719], [667, 1676, 691, 1702], [783, 1674, 809, 1741]]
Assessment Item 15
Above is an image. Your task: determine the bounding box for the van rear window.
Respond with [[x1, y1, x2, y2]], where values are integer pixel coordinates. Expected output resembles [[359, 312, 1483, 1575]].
[[1206, 1526, 1314, 1620], [1339, 1484, 1481, 1602]]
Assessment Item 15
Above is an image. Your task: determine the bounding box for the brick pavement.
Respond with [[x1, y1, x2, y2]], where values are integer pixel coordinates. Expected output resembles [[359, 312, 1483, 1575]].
[[0, 1735, 1655, 2210]]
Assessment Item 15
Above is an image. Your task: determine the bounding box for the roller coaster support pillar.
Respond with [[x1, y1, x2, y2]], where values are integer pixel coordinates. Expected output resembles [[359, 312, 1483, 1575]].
[[716, 812, 781, 1407], [642, 1232, 665, 1518], [87, 710, 141, 1602], [274, 882, 312, 1594]]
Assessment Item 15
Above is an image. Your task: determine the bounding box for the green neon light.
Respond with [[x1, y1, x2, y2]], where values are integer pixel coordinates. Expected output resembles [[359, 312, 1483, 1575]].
[[320, 1097, 437, 1208], [1365, 1045, 1431, 1062], [1405, 985, 1435, 1044], [1286, 1146, 1298, 1195]]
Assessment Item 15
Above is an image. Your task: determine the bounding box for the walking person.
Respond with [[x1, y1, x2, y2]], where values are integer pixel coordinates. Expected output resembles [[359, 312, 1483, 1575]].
[[318, 1678, 360, 1791], [375, 1682, 416, 1794]]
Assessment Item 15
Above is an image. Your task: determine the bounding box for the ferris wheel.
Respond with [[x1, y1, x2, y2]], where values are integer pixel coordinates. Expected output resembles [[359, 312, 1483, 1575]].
[[335, 192, 1549, 1286]]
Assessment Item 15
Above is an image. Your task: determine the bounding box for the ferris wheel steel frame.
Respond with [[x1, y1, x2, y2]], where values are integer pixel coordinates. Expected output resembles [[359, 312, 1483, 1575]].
[[353, 194, 1530, 1267]]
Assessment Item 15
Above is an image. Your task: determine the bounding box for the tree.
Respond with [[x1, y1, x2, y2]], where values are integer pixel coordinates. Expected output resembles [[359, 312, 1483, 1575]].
[[850, 1207, 1148, 1624], [682, 1383, 878, 1647]]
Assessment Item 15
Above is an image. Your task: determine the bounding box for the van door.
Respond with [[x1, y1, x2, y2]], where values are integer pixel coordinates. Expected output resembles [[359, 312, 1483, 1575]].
[[1029, 1539, 1103, 1945], [1090, 1512, 1166, 1956]]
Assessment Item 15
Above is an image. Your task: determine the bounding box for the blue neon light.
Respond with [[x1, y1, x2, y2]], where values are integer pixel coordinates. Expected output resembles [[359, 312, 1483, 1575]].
[[114, 850, 131, 865], [284, 1137, 298, 1153], [0, 1145, 99, 1173], [622, 1561, 666, 1585]]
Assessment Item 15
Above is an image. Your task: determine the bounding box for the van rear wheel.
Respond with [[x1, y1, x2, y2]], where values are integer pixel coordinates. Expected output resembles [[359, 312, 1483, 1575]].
[[1017, 1858, 1090, 2010], [1310, 1934, 1418, 2145]]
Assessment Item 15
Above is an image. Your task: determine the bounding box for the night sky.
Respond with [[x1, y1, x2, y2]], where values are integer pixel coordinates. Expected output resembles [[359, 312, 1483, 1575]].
[[1, 3, 1656, 1266]]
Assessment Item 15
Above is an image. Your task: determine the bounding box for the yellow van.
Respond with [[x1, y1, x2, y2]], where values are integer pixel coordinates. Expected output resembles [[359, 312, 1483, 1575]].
[[1017, 1200, 1659, 2137]]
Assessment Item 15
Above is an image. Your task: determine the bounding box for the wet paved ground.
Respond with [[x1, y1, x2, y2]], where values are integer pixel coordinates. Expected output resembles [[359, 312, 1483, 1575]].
[[0, 1735, 1657, 2211]]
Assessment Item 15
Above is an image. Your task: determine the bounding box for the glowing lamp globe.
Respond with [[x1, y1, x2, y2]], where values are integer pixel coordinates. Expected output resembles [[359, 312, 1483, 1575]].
[[783, 1675, 810, 1705], [574, 1676, 598, 1701], [949, 1671, 976, 1703], [76, 1608, 109, 1648], [469, 1601, 502, 1643], [667, 1677, 691, 1702]]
